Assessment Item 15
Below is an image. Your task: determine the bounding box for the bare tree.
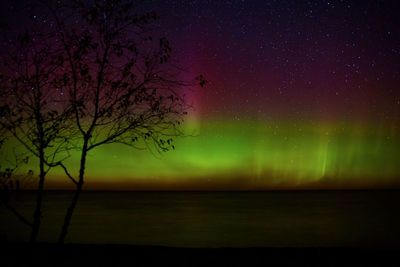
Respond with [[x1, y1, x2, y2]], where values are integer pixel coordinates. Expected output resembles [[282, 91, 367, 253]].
[[0, 22, 73, 242], [47, 0, 206, 243]]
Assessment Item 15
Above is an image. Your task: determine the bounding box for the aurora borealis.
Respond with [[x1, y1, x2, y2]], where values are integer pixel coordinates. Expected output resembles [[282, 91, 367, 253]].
[[2, 0, 400, 190], [41, 117, 398, 190]]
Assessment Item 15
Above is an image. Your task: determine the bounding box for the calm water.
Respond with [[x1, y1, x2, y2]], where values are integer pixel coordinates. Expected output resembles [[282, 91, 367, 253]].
[[1, 191, 399, 247]]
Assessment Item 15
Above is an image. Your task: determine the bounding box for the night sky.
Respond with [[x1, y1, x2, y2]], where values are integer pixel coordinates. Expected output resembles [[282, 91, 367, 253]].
[[2, 0, 400, 190]]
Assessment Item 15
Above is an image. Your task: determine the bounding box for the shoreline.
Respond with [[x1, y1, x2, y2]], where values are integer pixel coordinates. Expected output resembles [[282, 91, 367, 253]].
[[1, 243, 399, 266]]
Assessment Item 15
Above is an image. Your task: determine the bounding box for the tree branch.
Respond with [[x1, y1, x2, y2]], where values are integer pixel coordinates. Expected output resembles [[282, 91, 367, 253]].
[[2, 202, 33, 227]]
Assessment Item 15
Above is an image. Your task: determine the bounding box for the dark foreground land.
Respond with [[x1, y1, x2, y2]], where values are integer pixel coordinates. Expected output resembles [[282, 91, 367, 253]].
[[1, 243, 399, 267]]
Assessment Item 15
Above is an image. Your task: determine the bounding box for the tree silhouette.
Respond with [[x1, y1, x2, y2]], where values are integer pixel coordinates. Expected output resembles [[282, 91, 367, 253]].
[[0, 140, 35, 229], [45, 0, 206, 243], [0, 22, 74, 242]]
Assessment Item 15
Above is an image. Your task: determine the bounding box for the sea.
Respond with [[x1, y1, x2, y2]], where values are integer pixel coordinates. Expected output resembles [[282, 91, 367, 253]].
[[1, 190, 399, 247]]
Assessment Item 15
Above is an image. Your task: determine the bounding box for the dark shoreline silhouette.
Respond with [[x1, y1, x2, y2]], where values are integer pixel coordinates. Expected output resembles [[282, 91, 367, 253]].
[[1, 242, 399, 267], [2, 190, 400, 247]]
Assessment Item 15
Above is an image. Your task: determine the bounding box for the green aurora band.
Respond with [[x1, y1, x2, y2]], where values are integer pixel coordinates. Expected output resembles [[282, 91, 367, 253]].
[[40, 118, 400, 190]]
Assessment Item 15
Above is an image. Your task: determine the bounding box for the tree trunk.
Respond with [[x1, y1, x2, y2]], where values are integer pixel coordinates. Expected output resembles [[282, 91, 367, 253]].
[[58, 139, 88, 244], [29, 149, 45, 243], [57, 180, 83, 243]]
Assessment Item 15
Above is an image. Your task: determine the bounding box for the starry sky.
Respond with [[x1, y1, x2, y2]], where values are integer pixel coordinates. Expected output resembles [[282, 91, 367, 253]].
[[2, 0, 400, 190]]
